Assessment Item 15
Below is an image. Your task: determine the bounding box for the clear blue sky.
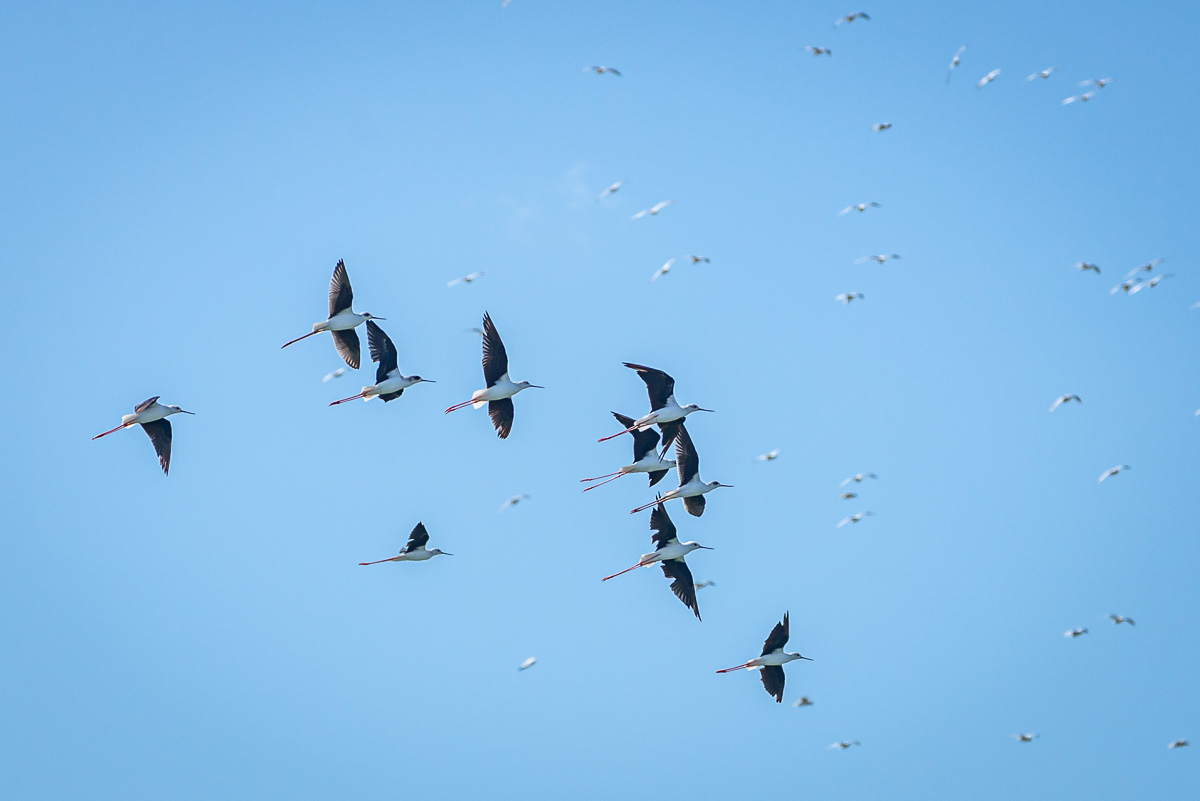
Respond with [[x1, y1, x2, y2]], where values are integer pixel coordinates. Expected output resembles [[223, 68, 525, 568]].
[[2, 1, 1197, 798]]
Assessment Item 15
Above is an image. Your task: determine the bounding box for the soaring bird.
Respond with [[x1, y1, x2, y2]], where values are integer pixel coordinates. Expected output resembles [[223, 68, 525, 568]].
[[499, 494, 531, 511], [1049, 394, 1081, 412], [835, 12, 870, 26], [1061, 92, 1096, 105], [841, 472, 877, 486], [330, 321, 434, 405], [838, 511, 874, 528], [835, 292, 865, 304], [977, 68, 1001, 88], [599, 363, 712, 456], [1027, 67, 1057, 81], [1168, 740, 1189, 749], [518, 657, 537, 671], [651, 258, 675, 282], [585, 65, 622, 77], [856, 253, 900, 264], [445, 312, 543, 438], [358, 523, 452, 565], [1109, 614, 1136, 626], [756, 449, 781, 462], [632, 200, 675, 220], [92, 396, 195, 475], [946, 45, 966, 83], [1080, 77, 1116, 89], [829, 741, 861, 750], [1075, 262, 1101, 273], [871, 122, 893, 132], [1064, 627, 1089, 638], [1014, 733, 1039, 743], [805, 46, 832, 56], [281, 260, 383, 369], [629, 425, 731, 517], [839, 492, 857, 500], [602, 498, 711, 620], [447, 272, 485, 287], [793, 697, 814, 708], [694, 580, 717, 591], [840, 201, 881, 214], [1111, 278, 1143, 295], [1135, 273, 1174, 290], [688, 255, 711, 264], [717, 612, 812, 703], [598, 180, 622, 200], [321, 367, 346, 383], [1098, 465, 1130, 483], [582, 412, 674, 491]]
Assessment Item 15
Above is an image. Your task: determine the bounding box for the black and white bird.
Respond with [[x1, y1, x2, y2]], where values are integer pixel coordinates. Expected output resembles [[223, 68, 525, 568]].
[[92, 396, 194, 475], [599, 363, 712, 456], [856, 253, 900, 264], [1064, 627, 1089, 638], [1080, 77, 1116, 89], [499, 494, 531, 511], [1062, 92, 1096, 105], [834, 12, 870, 26], [805, 45, 832, 56], [585, 65, 622, 77], [651, 257, 675, 282], [330, 321, 433, 405], [841, 472, 878, 486], [1014, 733, 1039, 743], [598, 181, 622, 201], [447, 272, 485, 287], [688, 255, 711, 264], [835, 292, 865, 304], [1098, 464, 1131, 483], [582, 412, 675, 491], [871, 122, 892, 132], [601, 498, 711, 620], [281, 260, 383, 369], [632, 200, 674, 220], [445, 312, 543, 438], [1049, 394, 1081, 412], [1076, 262, 1101, 273], [840, 201, 881, 214], [793, 697, 814, 708], [829, 741, 861, 750], [756, 449, 781, 462], [977, 68, 1001, 88], [1109, 614, 1136, 626], [630, 426, 731, 517], [1168, 739, 1189, 749], [838, 512, 873, 528], [717, 612, 812, 703], [358, 522, 451, 565]]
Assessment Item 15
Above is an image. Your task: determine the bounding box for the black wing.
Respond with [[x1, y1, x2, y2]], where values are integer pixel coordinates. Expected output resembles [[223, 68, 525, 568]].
[[657, 419, 684, 458], [489, 398, 514, 439], [134, 396, 160, 413], [674, 424, 700, 485], [140, 419, 173, 475], [402, 522, 430, 553], [682, 495, 706, 517], [366, 320, 398, 382], [649, 499, 677, 548], [761, 612, 790, 655], [760, 665, 785, 703], [648, 468, 670, 487], [623, 363, 675, 411], [328, 259, 354, 317], [331, 328, 361, 369], [379, 389, 404, 402], [660, 559, 701, 620], [481, 312, 509, 387], [612, 411, 660, 462]]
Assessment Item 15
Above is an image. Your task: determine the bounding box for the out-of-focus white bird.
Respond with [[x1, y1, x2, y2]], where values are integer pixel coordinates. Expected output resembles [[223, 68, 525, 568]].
[[1168, 740, 1189, 749], [1049, 394, 1081, 412], [1098, 465, 1130, 483], [688, 255, 710, 264], [518, 657, 537, 671], [1137, 273, 1174, 290], [839, 492, 857, 500], [585, 65, 621, 77], [838, 512, 873, 528], [321, 367, 346, 383], [1076, 261, 1101, 273], [1080, 77, 1115, 89], [1109, 614, 1136, 626], [756, 449, 781, 462], [1061, 92, 1095, 105], [793, 696, 814, 708], [977, 68, 1001, 88], [1111, 278, 1143, 295], [871, 122, 892, 132], [1126, 258, 1164, 279], [632, 200, 674, 220], [598, 180, 622, 200], [946, 45, 966, 83], [835, 292, 865, 304], [694, 580, 717, 591], [499, 494, 531, 511], [835, 12, 870, 26], [651, 258, 676, 282], [829, 741, 861, 750], [1027, 67, 1057, 81], [447, 272, 485, 287], [840, 201, 881, 214], [1064, 627, 1089, 638], [1014, 733, 1039, 742], [856, 253, 900, 264], [806, 46, 832, 56], [841, 472, 877, 486]]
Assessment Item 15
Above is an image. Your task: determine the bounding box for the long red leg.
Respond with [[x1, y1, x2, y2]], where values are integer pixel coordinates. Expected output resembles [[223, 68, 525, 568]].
[[358, 557, 397, 565], [582, 473, 627, 492], [597, 426, 637, 443], [445, 399, 478, 413], [716, 663, 753, 674], [281, 331, 319, 349], [92, 423, 131, 440], [330, 392, 367, 406], [581, 470, 622, 482], [602, 562, 648, 582]]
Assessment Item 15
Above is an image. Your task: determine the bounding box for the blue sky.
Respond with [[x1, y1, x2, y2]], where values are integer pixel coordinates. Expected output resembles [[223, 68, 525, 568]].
[[2, 1, 1197, 798]]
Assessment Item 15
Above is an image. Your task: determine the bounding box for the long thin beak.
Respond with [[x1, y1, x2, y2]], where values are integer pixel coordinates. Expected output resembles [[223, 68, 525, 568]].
[[372, 316, 387, 321], [529, 385, 545, 389], [698, 408, 715, 412], [799, 656, 813, 661], [180, 410, 196, 415], [420, 379, 436, 383], [718, 483, 735, 488], [698, 546, 714, 550], [441, 552, 454, 556]]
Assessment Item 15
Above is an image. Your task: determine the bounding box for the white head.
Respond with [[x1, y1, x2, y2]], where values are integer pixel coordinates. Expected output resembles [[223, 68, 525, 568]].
[[404, 376, 436, 387], [429, 549, 452, 557], [166, 406, 195, 416], [683, 404, 714, 414], [787, 651, 813, 662], [516, 381, 544, 391], [683, 541, 714, 554], [707, 481, 734, 491], [360, 312, 386, 320]]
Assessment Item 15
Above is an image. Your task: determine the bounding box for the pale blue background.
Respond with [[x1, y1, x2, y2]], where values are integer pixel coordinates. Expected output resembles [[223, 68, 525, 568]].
[[1, 1, 1197, 798]]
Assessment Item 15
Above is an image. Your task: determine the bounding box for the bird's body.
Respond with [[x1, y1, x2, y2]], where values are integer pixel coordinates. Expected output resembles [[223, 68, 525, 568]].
[[1098, 464, 1131, 483], [1081, 77, 1115, 89], [871, 122, 892, 132], [977, 68, 1001, 88], [793, 697, 813, 708], [586, 65, 622, 76], [840, 201, 880, 214], [1168, 740, 1189, 749], [856, 254, 900, 264], [1064, 627, 1089, 638], [1062, 92, 1095, 105], [688, 255, 710, 264], [499, 494, 530, 511], [598, 180, 622, 200], [838, 511, 873, 528], [1076, 262, 1101, 273], [447, 272, 485, 287], [445, 312, 542, 438], [582, 412, 674, 491], [518, 657, 537, 671], [1109, 614, 1136, 626], [358, 523, 451, 565], [841, 472, 877, 486], [601, 499, 710, 619], [1027, 67, 1057, 81], [839, 492, 857, 500], [281, 260, 383, 369], [651, 258, 675, 282], [756, 449, 781, 462], [1014, 733, 1039, 743], [835, 12, 870, 26], [330, 321, 433, 405], [1111, 278, 1143, 295], [321, 368, 346, 383], [829, 741, 861, 750], [1049, 394, 1081, 412], [946, 45, 966, 83], [599, 363, 712, 456], [632, 200, 674, 220], [630, 425, 730, 517], [805, 46, 832, 56], [717, 612, 811, 702], [836, 292, 865, 304], [92, 396, 194, 475]]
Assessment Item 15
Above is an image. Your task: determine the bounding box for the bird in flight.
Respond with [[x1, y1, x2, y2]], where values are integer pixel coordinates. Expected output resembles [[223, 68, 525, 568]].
[[1075, 262, 1101, 273], [856, 253, 900, 264], [717, 612, 811, 703], [447, 272, 485, 287], [840, 201, 881, 214], [1061, 92, 1096, 105], [585, 65, 621, 77], [1027, 67, 1057, 81], [1126, 258, 1164, 279], [92, 396, 195, 475], [793, 697, 814, 708], [632, 200, 675, 220], [1014, 733, 1039, 743], [977, 68, 1001, 88], [499, 494, 531, 511], [581, 411, 675, 492], [871, 122, 892, 132], [1109, 614, 1136, 626], [518, 657, 537, 671], [838, 512, 873, 528], [1111, 278, 1143, 295], [688, 255, 710, 264], [756, 449, 781, 462], [598, 180, 621, 200], [835, 292, 865, 304], [834, 12, 870, 26], [1098, 464, 1130, 483], [1049, 394, 1081, 412], [829, 741, 861, 750], [1133, 273, 1173, 291], [281, 260, 384, 369], [651, 258, 675, 282], [330, 321, 434, 405], [1168, 740, 1189, 749], [946, 45, 966, 83], [839, 492, 857, 500], [599, 363, 712, 457], [630, 425, 731, 517], [1080, 77, 1115, 89], [694, 580, 717, 591], [321, 368, 346, 383], [358, 523, 452, 565], [841, 472, 877, 486], [445, 312, 543, 439], [1064, 627, 1089, 638], [805, 46, 832, 56]]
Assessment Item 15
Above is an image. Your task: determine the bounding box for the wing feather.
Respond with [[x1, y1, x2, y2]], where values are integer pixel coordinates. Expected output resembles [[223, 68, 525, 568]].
[[331, 328, 361, 369], [140, 419, 173, 475], [328, 259, 354, 317]]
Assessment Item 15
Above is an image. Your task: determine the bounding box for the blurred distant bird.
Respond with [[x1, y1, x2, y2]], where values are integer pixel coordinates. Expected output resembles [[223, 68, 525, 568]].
[[1110, 278, 1143, 295], [1134, 273, 1174, 291], [1014, 733, 1039, 743], [630, 426, 731, 517], [1126, 258, 1164, 279], [1027, 67, 1057, 81], [1168, 740, 1189, 749], [756, 449, 781, 462], [358, 523, 451, 565], [330, 321, 434, 405], [499, 494, 531, 511], [598, 180, 622, 200], [871, 122, 892, 132], [835, 292, 865, 304], [805, 46, 832, 56], [281, 260, 384, 369], [793, 697, 814, 708], [1098, 465, 1130, 483], [585, 65, 621, 77], [321, 368, 346, 383], [1109, 614, 1136, 626], [688, 255, 710, 264], [651, 258, 675, 282], [838, 512, 874, 528], [840, 201, 881, 214], [1061, 92, 1095, 105], [447, 272, 485, 287], [581, 412, 674, 491], [839, 492, 857, 500], [602, 498, 711, 620], [829, 741, 861, 750], [518, 657, 537, 671], [92, 396, 194, 475], [1064, 627, 1089, 638], [835, 12, 870, 26], [445, 312, 543, 438], [599, 363, 712, 457], [841, 472, 877, 486], [1075, 262, 1101, 273], [946, 45, 966, 83], [632, 200, 675, 220], [976, 68, 1001, 88], [856, 253, 900, 264], [717, 612, 811, 703], [694, 580, 717, 591], [1049, 394, 1081, 412], [1080, 77, 1115, 89]]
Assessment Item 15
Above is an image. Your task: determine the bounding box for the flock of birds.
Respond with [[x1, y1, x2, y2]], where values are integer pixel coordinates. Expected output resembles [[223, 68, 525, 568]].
[[87, 9, 1194, 755]]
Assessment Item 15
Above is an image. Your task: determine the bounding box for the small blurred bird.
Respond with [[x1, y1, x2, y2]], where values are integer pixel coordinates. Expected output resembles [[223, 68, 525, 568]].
[[1080, 77, 1115, 89], [1064, 627, 1089, 638], [1109, 614, 1136, 626], [1098, 465, 1130, 483], [500, 494, 531, 511], [632, 200, 674, 220], [838, 512, 873, 528], [1126, 258, 1163, 279], [1168, 740, 1189, 749], [1049, 394, 1081, 412], [756, 449, 781, 462], [1111, 278, 1143, 295], [1075, 261, 1101, 273], [946, 45, 966, 83], [1027, 67, 1057, 81], [977, 68, 1001, 88], [585, 65, 621, 76], [835, 12, 869, 26], [841, 472, 877, 486], [1014, 733, 1039, 743], [793, 697, 813, 708], [598, 180, 621, 200], [805, 46, 832, 56], [651, 258, 676, 282], [321, 368, 346, 383], [829, 741, 861, 750], [871, 122, 892, 132], [835, 292, 865, 304], [694, 580, 717, 591], [688, 255, 710, 264], [518, 657, 537, 671], [1062, 92, 1095, 105], [839, 492, 857, 500], [447, 272, 485, 287], [840, 202, 880, 214], [856, 253, 900, 264]]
